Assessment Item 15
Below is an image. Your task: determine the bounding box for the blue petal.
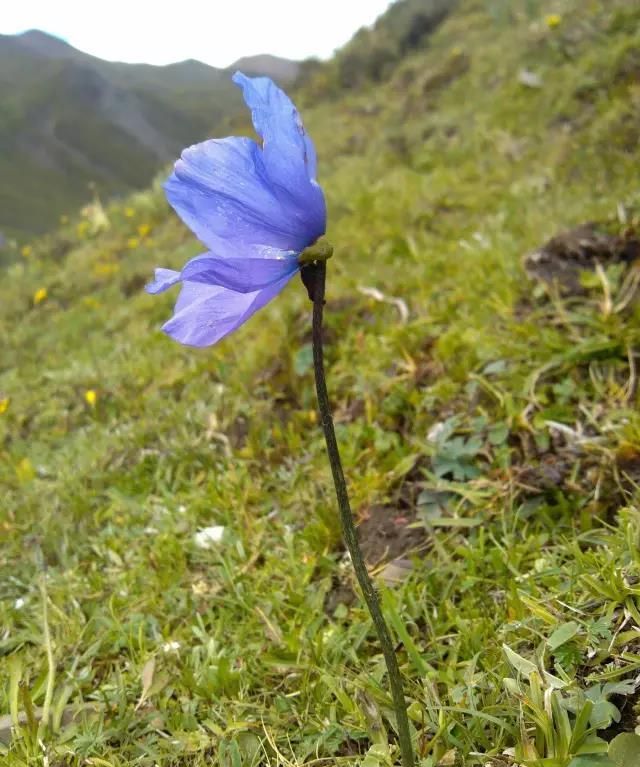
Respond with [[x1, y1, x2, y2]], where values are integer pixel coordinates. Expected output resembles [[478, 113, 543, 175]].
[[161, 273, 295, 348], [146, 268, 180, 294], [233, 72, 326, 241], [180, 253, 299, 293], [165, 137, 318, 256]]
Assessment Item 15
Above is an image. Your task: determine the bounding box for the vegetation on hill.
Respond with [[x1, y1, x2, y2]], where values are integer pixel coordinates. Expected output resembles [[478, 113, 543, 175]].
[[0, 31, 299, 243], [297, 0, 456, 101], [1, 0, 640, 765]]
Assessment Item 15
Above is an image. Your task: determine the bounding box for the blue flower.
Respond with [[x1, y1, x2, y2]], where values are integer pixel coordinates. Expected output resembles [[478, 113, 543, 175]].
[[146, 72, 326, 347]]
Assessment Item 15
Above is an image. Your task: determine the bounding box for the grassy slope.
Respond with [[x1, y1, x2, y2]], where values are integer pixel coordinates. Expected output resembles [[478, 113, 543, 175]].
[[1, 0, 640, 764]]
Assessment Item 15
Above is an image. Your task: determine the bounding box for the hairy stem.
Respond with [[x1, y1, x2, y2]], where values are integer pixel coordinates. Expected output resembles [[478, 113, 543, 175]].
[[308, 261, 414, 767]]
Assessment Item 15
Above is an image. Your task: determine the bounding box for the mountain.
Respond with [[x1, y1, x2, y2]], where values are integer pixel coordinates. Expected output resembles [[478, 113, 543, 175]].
[[0, 31, 298, 241], [4, 28, 86, 60], [230, 54, 301, 83]]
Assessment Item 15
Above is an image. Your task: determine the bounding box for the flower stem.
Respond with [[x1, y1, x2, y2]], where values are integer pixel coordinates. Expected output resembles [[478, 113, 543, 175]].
[[307, 261, 415, 767]]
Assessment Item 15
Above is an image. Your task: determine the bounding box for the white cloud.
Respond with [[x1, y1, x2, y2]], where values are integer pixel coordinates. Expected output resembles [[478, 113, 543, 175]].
[[1, 0, 394, 67]]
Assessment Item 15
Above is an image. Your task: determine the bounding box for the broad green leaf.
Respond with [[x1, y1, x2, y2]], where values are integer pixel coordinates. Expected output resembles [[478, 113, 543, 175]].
[[503, 644, 537, 677], [502, 644, 565, 688], [548, 621, 580, 651], [609, 733, 640, 767], [590, 699, 621, 730], [568, 756, 615, 767]]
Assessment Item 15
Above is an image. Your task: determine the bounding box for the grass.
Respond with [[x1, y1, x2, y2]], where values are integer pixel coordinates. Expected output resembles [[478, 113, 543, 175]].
[[1, 0, 640, 764]]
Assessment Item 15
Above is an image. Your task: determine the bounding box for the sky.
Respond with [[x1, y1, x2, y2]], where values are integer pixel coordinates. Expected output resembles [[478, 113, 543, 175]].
[[1, 0, 395, 67]]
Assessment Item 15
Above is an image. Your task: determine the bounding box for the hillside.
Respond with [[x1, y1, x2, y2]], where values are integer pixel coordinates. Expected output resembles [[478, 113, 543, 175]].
[[231, 54, 301, 83], [297, 0, 456, 100], [1, 1, 640, 765], [0, 31, 299, 242]]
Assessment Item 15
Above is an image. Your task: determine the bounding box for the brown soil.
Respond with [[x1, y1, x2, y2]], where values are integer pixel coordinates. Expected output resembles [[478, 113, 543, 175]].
[[357, 503, 429, 567], [324, 485, 430, 615], [616, 444, 640, 488], [601, 691, 640, 742], [510, 426, 634, 518], [516, 449, 577, 493], [121, 272, 148, 297], [523, 222, 640, 295]]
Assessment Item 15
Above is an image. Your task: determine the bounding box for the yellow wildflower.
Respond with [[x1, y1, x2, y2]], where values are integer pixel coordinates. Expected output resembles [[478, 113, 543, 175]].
[[137, 223, 151, 238], [545, 13, 562, 29], [93, 262, 120, 278], [33, 287, 48, 305], [85, 389, 97, 408], [307, 410, 317, 424], [127, 237, 140, 249], [21, 245, 32, 258], [0, 397, 9, 415], [124, 207, 135, 218], [16, 457, 35, 483]]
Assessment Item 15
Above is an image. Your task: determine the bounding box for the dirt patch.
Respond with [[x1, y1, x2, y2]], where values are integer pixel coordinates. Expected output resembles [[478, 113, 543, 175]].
[[324, 576, 357, 615], [324, 491, 430, 615], [510, 425, 631, 517], [516, 450, 577, 493], [335, 736, 369, 758], [601, 691, 640, 742], [523, 222, 640, 295], [227, 414, 250, 449], [120, 272, 148, 297], [420, 52, 470, 97], [308, 734, 370, 764], [357, 503, 429, 568], [616, 444, 640, 492]]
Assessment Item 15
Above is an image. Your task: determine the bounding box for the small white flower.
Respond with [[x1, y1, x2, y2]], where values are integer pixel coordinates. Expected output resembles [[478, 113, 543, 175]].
[[194, 525, 225, 548], [162, 641, 181, 653], [534, 557, 548, 573], [518, 69, 543, 88], [14, 598, 25, 609]]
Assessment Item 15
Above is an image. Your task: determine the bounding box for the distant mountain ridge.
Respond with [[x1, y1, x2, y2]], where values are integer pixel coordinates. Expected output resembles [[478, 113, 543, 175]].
[[230, 54, 301, 83], [0, 31, 300, 240]]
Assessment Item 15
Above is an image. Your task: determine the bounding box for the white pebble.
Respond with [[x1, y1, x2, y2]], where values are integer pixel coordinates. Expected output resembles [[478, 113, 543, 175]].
[[194, 526, 225, 548]]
